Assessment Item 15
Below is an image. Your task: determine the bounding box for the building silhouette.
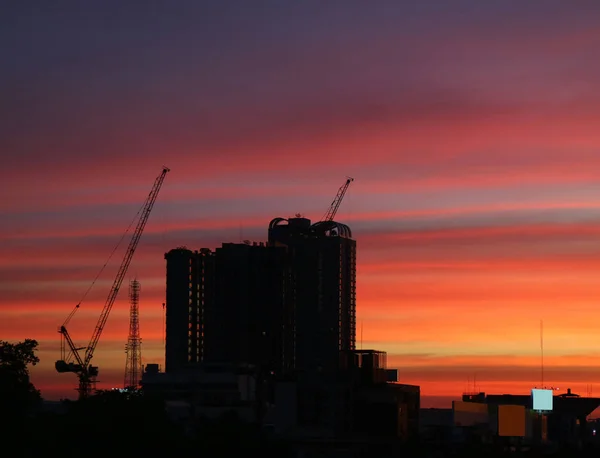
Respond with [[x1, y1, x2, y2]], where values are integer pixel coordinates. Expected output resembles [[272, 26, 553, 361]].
[[155, 215, 420, 440], [163, 216, 356, 379], [204, 241, 292, 375], [268, 216, 356, 376], [164, 247, 214, 373]]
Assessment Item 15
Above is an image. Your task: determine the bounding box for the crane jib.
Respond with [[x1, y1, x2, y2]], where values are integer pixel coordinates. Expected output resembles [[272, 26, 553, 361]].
[[322, 177, 354, 223], [56, 166, 170, 398]]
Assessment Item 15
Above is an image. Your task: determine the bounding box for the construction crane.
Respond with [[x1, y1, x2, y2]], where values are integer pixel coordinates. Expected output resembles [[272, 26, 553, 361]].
[[321, 176, 354, 222], [55, 166, 170, 399]]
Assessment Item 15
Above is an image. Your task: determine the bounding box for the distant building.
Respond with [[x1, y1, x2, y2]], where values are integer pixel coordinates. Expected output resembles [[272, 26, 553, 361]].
[[419, 407, 454, 443], [461, 389, 600, 447]]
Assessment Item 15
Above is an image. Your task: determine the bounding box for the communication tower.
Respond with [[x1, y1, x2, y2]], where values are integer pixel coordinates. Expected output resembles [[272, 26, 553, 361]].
[[124, 279, 142, 388]]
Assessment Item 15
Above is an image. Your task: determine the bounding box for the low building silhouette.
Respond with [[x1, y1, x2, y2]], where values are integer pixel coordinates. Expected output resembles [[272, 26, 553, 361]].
[[428, 389, 600, 447], [268, 349, 419, 442], [141, 362, 267, 424]]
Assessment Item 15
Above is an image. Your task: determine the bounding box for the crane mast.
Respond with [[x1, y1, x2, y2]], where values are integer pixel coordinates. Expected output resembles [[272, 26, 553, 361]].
[[56, 166, 169, 399], [322, 177, 354, 222]]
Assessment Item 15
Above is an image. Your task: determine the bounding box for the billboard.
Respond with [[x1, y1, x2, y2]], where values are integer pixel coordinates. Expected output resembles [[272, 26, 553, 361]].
[[531, 389, 553, 411], [498, 405, 526, 437]]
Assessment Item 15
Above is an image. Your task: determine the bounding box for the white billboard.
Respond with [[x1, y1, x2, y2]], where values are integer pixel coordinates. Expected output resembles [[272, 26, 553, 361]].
[[531, 389, 553, 411]]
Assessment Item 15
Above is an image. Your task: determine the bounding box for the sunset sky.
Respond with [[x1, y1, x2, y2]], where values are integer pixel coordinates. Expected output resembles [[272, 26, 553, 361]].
[[3, 1, 600, 407]]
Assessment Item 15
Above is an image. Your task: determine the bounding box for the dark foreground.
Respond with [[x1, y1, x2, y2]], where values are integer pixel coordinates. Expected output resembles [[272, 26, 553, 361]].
[[7, 393, 600, 458]]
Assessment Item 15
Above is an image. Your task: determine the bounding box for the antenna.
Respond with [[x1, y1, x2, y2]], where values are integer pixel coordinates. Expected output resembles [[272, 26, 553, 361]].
[[540, 319, 544, 387]]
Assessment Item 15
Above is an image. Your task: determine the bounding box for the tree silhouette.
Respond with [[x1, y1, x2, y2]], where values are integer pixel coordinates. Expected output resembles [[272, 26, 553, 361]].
[[0, 338, 41, 415]]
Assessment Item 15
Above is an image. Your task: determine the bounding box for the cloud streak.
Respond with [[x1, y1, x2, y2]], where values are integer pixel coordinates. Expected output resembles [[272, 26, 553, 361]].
[[3, 0, 600, 401]]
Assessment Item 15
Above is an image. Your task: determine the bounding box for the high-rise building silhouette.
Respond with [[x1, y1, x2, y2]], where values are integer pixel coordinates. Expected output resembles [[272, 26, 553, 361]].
[[268, 216, 356, 374], [163, 216, 356, 381], [203, 242, 293, 375], [268, 216, 357, 427], [164, 247, 214, 373]]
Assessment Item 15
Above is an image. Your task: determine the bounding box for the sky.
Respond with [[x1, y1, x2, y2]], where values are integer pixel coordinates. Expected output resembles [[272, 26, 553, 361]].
[[2, 0, 600, 408]]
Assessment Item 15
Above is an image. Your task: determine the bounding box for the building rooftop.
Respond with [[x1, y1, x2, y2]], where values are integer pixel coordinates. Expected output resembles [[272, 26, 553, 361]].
[[464, 390, 600, 418]]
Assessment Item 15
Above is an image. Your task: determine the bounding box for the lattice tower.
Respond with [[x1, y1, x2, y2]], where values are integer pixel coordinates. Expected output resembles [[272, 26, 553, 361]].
[[124, 279, 142, 388]]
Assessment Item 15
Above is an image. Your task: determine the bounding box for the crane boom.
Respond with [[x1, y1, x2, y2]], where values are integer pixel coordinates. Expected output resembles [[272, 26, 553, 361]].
[[56, 166, 169, 398], [61, 327, 85, 368], [84, 166, 169, 366], [322, 177, 354, 222]]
